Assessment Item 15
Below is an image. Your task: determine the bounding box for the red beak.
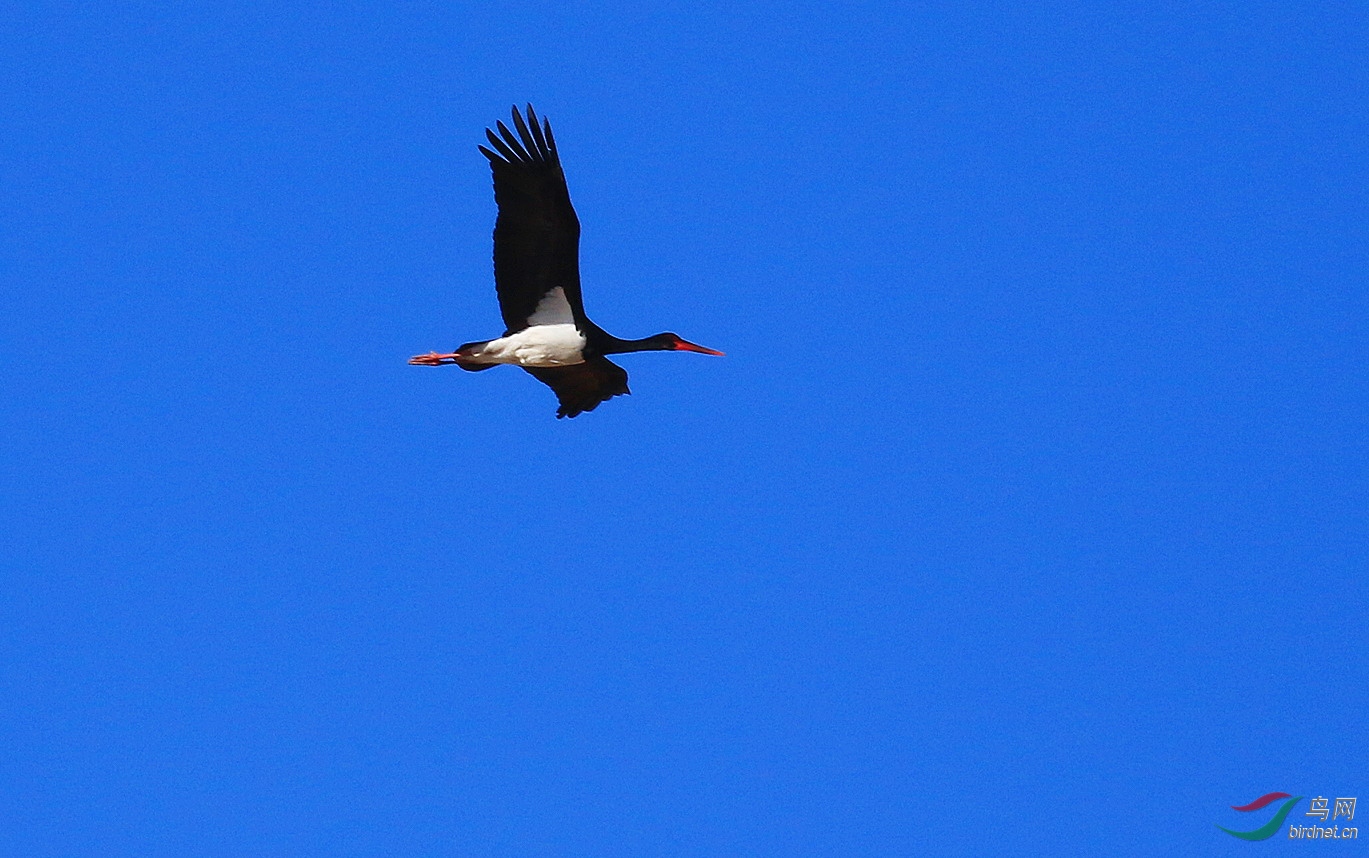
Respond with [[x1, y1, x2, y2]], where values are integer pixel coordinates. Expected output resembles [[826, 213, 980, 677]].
[[675, 340, 725, 356]]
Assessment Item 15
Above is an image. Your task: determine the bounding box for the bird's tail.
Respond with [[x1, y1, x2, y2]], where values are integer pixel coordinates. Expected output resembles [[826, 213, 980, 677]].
[[450, 340, 499, 371]]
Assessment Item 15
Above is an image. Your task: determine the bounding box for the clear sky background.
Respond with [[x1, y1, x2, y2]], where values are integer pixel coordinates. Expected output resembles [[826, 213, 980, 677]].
[[3, 1, 1366, 854]]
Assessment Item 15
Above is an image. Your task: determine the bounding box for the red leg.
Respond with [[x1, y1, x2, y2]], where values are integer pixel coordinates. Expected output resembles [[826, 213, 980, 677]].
[[408, 352, 461, 366]]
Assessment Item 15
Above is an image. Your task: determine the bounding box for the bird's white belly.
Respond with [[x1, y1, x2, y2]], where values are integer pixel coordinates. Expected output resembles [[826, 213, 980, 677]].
[[477, 324, 587, 367]]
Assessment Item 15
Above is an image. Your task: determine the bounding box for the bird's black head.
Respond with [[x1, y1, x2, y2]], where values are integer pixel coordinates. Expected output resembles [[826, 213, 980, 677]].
[[640, 333, 726, 355]]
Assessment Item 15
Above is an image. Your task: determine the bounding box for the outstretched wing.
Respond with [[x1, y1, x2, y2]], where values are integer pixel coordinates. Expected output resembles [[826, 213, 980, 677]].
[[478, 105, 587, 334], [523, 357, 630, 419]]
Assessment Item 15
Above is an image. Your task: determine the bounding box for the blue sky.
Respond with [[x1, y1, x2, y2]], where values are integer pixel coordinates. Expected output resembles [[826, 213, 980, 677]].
[[3, 1, 1366, 854]]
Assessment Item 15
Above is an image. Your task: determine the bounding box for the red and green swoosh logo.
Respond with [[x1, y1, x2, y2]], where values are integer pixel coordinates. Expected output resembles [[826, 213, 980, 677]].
[[1218, 792, 1304, 841]]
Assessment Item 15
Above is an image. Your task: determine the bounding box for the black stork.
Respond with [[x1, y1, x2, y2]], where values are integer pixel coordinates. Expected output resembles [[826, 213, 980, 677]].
[[409, 104, 723, 418]]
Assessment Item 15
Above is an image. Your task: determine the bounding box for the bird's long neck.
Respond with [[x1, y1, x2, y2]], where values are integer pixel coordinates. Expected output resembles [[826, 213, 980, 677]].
[[592, 331, 674, 355], [590, 330, 724, 357]]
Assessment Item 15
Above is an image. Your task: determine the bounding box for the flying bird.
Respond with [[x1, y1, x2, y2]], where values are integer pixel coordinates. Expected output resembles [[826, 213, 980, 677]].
[[409, 104, 723, 418]]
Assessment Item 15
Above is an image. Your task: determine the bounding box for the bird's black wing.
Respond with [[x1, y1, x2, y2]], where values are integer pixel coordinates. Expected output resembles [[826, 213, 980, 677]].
[[477, 105, 587, 334], [523, 357, 630, 419]]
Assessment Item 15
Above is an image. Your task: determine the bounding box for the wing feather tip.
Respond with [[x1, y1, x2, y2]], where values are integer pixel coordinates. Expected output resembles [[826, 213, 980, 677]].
[[482, 104, 559, 164], [524, 104, 550, 156], [547, 384, 629, 420], [508, 108, 541, 161], [495, 120, 531, 160]]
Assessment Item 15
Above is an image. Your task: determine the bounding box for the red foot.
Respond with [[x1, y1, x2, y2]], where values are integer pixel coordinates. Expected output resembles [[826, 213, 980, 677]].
[[408, 352, 460, 366]]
